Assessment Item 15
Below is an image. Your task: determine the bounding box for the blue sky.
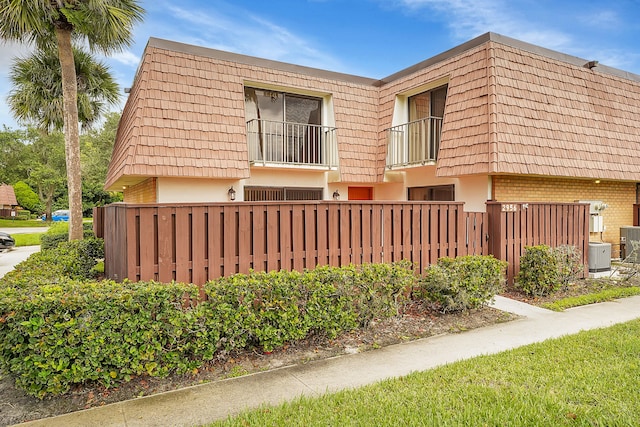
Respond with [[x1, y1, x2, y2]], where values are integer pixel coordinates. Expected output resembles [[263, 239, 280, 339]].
[[1, 0, 640, 129]]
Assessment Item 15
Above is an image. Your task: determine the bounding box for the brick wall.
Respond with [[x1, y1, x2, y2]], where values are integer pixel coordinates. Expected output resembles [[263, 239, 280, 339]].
[[123, 178, 157, 203], [493, 175, 635, 251]]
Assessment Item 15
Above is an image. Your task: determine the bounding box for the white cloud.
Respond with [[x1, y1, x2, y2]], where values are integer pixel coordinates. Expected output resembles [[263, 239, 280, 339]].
[[155, 2, 346, 72], [109, 49, 140, 67], [396, 0, 573, 51]]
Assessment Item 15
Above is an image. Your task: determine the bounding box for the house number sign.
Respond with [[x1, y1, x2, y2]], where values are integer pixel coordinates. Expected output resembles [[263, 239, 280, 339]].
[[501, 204, 519, 212]]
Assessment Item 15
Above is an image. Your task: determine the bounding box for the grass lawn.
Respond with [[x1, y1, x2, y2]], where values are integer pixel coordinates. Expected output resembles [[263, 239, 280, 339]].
[[0, 219, 47, 228], [211, 319, 640, 426], [12, 233, 44, 247]]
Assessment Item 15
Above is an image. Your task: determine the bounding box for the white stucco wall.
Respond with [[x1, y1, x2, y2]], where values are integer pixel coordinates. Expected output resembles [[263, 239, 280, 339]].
[[155, 167, 490, 209], [157, 178, 236, 203]]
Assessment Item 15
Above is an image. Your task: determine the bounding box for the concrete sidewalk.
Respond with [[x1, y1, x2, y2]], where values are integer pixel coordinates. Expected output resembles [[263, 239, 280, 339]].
[[0, 246, 40, 279], [14, 295, 640, 427]]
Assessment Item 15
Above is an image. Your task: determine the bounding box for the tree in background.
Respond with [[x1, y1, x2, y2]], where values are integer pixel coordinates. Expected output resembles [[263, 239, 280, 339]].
[[13, 181, 42, 214], [0, 127, 29, 185], [25, 130, 67, 221], [81, 112, 123, 215], [0, 0, 144, 240], [8, 46, 119, 132]]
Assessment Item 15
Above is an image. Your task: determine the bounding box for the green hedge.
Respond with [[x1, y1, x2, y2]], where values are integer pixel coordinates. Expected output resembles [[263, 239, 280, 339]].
[[415, 255, 507, 313], [0, 261, 416, 397], [0, 252, 507, 398], [40, 222, 95, 250], [3, 238, 104, 286]]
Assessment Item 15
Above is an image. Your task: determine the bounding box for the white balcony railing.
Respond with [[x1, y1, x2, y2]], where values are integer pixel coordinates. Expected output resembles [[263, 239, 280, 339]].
[[247, 119, 338, 168], [386, 116, 443, 169]]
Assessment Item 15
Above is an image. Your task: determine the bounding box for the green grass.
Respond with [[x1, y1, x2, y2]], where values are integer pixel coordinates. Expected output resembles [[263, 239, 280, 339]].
[[0, 219, 47, 228], [211, 319, 640, 426], [542, 286, 640, 311], [12, 233, 44, 247]]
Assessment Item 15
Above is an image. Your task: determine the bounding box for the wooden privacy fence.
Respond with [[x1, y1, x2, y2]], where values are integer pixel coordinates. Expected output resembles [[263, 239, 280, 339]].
[[97, 200, 589, 285], [486, 201, 589, 280], [100, 201, 487, 284]]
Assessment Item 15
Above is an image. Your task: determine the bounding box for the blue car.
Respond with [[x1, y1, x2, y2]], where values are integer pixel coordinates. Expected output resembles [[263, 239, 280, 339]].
[[42, 209, 70, 222]]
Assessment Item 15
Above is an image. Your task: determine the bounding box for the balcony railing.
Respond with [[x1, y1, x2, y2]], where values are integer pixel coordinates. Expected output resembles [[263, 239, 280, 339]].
[[247, 119, 338, 168], [386, 116, 443, 169]]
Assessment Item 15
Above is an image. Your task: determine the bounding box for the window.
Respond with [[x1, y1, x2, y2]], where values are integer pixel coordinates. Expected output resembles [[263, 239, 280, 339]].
[[408, 185, 454, 201], [244, 186, 323, 201], [245, 88, 323, 164], [407, 85, 447, 163]]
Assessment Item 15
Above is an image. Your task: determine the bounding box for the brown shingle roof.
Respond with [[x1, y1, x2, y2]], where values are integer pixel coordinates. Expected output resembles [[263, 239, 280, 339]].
[[107, 33, 640, 190], [0, 184, 18, 207]]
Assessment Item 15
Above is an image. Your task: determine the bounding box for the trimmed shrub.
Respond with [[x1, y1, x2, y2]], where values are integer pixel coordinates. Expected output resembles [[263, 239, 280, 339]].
[[516, 245, 583, 297], [3, 238, 104, 286], [13, 181, 41, 213], [416, 255, 507, 312], [0, 261, 418, 397], [0, 280, 201, 397], [40, 222, 94, 250]]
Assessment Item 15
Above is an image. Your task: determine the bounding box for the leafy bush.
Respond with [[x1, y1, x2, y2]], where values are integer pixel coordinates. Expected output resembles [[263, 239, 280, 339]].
[[516, 245, 583, 297], [553, 245, 584, 287], [3, 238, 104, 286], [0, 280, 201, 397], [13, 181, 42, 213], [0, 261, 417, 397], [40, 222, 94, 250], [416, 255, 507, 312]]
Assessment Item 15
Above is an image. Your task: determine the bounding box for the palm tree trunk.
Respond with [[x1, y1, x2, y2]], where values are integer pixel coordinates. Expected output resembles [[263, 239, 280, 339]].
[[55, 27, 83, 241]]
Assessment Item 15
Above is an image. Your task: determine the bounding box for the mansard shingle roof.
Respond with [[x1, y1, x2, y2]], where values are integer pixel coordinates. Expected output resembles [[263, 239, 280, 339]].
[[106, 32, 640, 190]]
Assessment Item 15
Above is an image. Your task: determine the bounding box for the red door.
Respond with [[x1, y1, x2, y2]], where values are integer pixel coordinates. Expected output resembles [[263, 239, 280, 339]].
[[348, 187, 373, 200]]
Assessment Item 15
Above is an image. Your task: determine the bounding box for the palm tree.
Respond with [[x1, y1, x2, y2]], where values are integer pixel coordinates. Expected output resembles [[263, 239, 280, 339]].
[[8, 46, 120, 132], [0, 1, 144, 240]]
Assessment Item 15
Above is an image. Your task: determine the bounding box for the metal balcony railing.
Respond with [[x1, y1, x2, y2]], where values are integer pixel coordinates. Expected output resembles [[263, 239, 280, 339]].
[[247, 119, 338, 168], [386, 116, 443, 168]]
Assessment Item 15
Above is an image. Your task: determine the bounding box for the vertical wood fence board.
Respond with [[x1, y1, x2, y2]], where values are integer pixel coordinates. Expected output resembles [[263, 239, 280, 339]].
[[383, 205, 393, 263], [252, 206, 267, 273], [175, 208, 191, 283], [237, 206, 252, 274], [411, 205, 422, 268], [292, 205, 305, 272], [191, 206, 207, 284], [361, 204, 373, 264], [222, 206, 239, 276], [351, 205, 363, 266], [328, 204, 340, 266], [429, 205, 439, 265], [157, 207, 174, 283], [392, 205, 403, 262], [439, 205, 449, 259], [280, 205, 293, 271], [370, 205, 382, 264], [207, 206, 223, 279], [266, 205, 280, 272], [139, 208, 157, 281], [340, 204, 351, 265], [125, 208, 140, 282], [316, 205, 329, 266], [304, 206, 317, 269]]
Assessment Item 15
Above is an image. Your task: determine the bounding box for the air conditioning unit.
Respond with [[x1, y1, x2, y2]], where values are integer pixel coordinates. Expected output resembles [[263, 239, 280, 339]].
[[620, 226, 640, 262], [588, 242, 611, 272]]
